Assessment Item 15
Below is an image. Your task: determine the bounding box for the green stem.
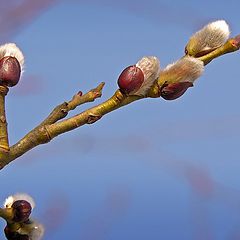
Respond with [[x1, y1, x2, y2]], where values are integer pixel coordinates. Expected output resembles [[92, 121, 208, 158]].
[[0, 86, 9, 152]]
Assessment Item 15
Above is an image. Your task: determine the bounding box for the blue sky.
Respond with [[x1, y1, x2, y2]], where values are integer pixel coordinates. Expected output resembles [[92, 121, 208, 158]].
[[1, 0, 240, 239]]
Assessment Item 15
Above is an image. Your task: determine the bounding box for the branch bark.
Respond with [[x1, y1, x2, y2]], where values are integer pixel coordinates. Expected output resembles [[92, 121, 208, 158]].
[[0, 86, 9, 153]]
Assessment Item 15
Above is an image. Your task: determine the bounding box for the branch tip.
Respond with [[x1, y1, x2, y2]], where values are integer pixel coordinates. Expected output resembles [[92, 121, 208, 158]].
[[94, 82, 105, 95], [231, 34, 240, 49]]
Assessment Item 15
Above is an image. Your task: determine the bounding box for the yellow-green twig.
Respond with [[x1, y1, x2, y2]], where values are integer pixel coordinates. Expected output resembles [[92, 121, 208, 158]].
[[0, 86, 9, 153]]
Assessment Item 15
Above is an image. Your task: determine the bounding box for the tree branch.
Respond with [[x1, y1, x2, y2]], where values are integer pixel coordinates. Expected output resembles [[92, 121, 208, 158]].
[[0, 35, 239, 169], [5, 83, 105, 164]]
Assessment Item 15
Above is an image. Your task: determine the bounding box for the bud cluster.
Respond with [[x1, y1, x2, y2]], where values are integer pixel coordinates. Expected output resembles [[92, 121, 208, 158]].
[[3, 194, 44, 240], [0, 43, 24, 87], [117, 20, 232, 100]]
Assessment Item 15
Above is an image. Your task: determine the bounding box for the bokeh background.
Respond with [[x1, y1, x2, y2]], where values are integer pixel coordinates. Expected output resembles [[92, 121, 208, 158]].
[[0, 0, 240, 239]]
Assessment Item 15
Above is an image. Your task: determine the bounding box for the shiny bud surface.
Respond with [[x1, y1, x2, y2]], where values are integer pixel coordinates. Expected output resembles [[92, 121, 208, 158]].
[[117, 65, 144, 94], [161, 82, 193, 100], [0, 56, 21, 87], [12, 200, 32, 222]]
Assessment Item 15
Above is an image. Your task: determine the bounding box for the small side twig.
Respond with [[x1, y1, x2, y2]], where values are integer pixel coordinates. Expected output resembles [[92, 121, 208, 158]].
[[4, 82, 106, 165], [38, 82, 105, 126]]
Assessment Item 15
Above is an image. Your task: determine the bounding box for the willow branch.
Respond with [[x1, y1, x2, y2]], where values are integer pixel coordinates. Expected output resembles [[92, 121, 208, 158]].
[[0, 35, 239, 169], [5, 83, 105, 163], [46, 91, 142, 139], [6, 90, 141, 164]]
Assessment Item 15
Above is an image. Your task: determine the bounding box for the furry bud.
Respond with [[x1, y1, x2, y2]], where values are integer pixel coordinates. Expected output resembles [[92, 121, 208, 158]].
[[4, 193, 35, 209], [0, 56, 21, 87], [28, 221, 45, 240], [160, 56, 204, 84], [158, 56, 204, 100], [118, 56, 160, 96], [0, 43, 24, 69], [185, 20, 230, 57], [12, 200, 32, 222], [134, 56, 160, 96], [118, 65, 144, 94]]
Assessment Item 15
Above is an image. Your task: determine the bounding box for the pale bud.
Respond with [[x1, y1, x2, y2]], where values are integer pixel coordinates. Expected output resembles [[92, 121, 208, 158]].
[[17, 220, 45, 240], [159, 56, 204, 100], [185, 20, 230, 57], [0, 43, 24, 70], [160, 56, 204, 84], [134, 56, 160, 96], [28, 221, 45, 240], [4, 193, 35, 209]]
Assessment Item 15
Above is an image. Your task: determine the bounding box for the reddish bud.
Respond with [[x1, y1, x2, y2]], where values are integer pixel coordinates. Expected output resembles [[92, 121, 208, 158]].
[[117, 65, 144, 94], [77, 90, 83, 96], [4, 225, 29, 240], [231, 34, 240, 48], [0, 56, 21, 87], [194, 47, 218, 58], [161, 82, 193, 100], [12, 200, 32, 222]]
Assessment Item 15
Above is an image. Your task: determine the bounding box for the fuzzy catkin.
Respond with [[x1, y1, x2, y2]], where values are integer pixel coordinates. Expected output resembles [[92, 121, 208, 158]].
[[159, 56, 204, 84], [186, 20, 230, 56], [134, 56, 160, 96], [0, 43, 24, 70]]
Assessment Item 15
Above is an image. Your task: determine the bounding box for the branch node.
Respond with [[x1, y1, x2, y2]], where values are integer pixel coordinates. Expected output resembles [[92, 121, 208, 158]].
[[40, 126, 52, 143], [0, 85, 9, 96], [87, 114, 102, 124], [0, 115, 6, 123]]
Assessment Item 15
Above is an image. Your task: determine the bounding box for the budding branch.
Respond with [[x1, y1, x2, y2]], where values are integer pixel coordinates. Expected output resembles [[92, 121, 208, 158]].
[[0, 35, 239, 170]]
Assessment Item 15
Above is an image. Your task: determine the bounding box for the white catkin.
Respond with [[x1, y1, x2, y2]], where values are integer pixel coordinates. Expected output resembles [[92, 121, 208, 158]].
[[0, 43, 25, 70], [4, 193, 35, 209], [17, 219, 45, 240], [28, 221, 45, 240], [187, 20, 230, 54], [160, 56, 204, 84], [134, 56, 160, 96]]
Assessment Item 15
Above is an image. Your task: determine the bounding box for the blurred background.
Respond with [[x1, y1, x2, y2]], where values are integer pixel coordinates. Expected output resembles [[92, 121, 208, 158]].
[[0, 0, 240, 239]]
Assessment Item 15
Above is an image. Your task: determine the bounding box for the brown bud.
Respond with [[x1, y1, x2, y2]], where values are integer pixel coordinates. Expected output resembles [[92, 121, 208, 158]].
[[194, 47, 218, 58], [77, 90, 83, 96], [161, 82, 193, 100], [4, 225, 29, 240], [0, 56, 21, 87], [117, 65, 144, 94], [231, 34, 240, 48], [12, 200, 32, 222]]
